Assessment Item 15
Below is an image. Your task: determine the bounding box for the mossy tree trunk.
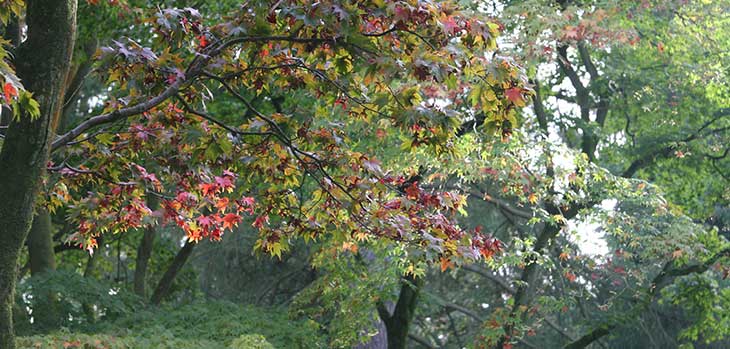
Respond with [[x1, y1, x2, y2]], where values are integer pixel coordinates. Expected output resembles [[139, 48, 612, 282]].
[[0, 1, 77, 348]]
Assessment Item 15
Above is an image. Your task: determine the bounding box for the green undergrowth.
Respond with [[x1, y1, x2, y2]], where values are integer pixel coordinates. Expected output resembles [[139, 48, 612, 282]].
[[17, 301, 324, 348]]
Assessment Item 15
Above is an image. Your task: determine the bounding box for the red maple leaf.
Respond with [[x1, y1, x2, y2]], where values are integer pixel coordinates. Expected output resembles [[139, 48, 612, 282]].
[[197, 215, 214, 228], [252, 214, 269, 228], [214, 175, 234, 191], [221, 213, 242, 230], [197, 35, 208, 48], [504, 87, 523, 104], [3, 82, 17, 104], [441, 16, 461, 35], [200, 182, 219, 197], [215, 197, 229, 212]]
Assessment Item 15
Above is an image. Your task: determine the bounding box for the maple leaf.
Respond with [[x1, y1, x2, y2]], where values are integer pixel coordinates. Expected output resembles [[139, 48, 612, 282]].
[[197, 35, 208, 48], [564, 271, 577, 282], [3, 82, 17, 104], [197, 215, 213, 228], [440, 15, 461, 35], [405, 182, 420, 200], [440, 257, 454, 272], [240, 196, 255, 207], [215, 197, 229, 212], [252, 214, 269, 228], [214, 175, 234, 191], [200, 182, 219, 197], [222, 213, 242, 230], [504, 87, 524, 106]]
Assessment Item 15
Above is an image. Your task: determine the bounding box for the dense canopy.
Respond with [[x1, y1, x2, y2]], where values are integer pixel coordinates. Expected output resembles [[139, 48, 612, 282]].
[[0, 0, 728, 348]]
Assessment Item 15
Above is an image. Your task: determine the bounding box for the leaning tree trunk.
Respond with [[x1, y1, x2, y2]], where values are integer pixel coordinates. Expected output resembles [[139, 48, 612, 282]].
[[377, 275, 423, 349], [150, 240, 196, 305], [0, 1, 77, 348]]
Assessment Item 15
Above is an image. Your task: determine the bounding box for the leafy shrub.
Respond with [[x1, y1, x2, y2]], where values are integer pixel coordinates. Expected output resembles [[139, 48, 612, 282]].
[[16, 332, 220, 349], [228, 334, 274, 349], [15, 269, 143, 334], [91, 301, 324, 348]]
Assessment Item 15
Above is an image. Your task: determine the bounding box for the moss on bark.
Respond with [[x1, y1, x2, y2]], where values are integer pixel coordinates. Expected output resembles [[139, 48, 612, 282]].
[[0, 1, 77, 347]]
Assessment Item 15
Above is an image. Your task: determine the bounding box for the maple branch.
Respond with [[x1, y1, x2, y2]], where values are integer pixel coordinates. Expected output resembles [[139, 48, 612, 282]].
[[52, 75, 188, 151], [469, 188, 533, 219], [175, 95, 272, 137], [498, 199, 599, 348], [461, 264, 515, 294], [407, 334, 436, 349], [621, 108, 730, 177], [362, 26, 398, 37], [556, 45, 589, 109], [532, 79, 549, 133], [564, 247, 730, 349], [577, 42, 598, 82], [53, 34, 324, 151]]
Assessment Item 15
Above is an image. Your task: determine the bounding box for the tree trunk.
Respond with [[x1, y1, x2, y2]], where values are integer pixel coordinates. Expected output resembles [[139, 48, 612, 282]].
[[133, 196, 158, 297], [26, 209, 59, 329], [27, 209, 56, 275], [0, 1, 77, 347], [377, 275, 423, 349], [150, 239, 195, 305]]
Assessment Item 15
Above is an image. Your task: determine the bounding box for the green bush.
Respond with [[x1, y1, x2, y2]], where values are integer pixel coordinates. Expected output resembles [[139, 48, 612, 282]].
[[15, 270, 143, 334], [89, 301, 324, 348], [228, 334, 274, 349], [16, 332, 220, 349]]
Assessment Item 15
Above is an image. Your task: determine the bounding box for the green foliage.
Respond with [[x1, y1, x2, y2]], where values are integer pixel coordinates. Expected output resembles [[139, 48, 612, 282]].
[[15, 270, 144, 334], [16, 300, 322, 348], [291, 244, 406, 348], [228, 334, 274, 349], [16, 332, 220, 349], [93, 301, 324, 348]]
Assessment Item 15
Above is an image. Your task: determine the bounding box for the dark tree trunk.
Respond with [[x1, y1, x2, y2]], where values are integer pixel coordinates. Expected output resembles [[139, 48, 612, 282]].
[[377, 275, 423, 349], [133, 197, 158, 297], [0, 1, 77, 347], [27, 209, 56, 275], [150, 239, 195, 305], [26, 209, 59, 329]]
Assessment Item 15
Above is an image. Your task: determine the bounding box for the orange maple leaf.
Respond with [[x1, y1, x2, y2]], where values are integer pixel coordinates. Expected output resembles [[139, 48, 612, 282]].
[[215, 197, 229, 212], [222, 213, 242, 230], [3, 82, 17, 104], [440, 257, 454, 272]]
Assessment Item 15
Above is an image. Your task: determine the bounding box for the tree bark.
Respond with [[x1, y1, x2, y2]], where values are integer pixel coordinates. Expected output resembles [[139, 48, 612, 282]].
[[26, 209, 59, 329], [377, 275, 423, 349], [133, 227, 156, 296], [133, 197, 158, 297], [150, 239, 195, 305], [27, 209, 56, 275], [0, 1, 77, 347]]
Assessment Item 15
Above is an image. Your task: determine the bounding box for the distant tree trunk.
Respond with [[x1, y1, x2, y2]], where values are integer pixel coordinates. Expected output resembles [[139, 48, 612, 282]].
[[27, 209, 56, 275], [0, 1, 77, 347], [134, 197, 158, 297], [27, 209, 59, 329], [81, 236, 102, 323], [150, 239, 195, 305], [134, 226, 156, 296], [377, 275, 423, 349]]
